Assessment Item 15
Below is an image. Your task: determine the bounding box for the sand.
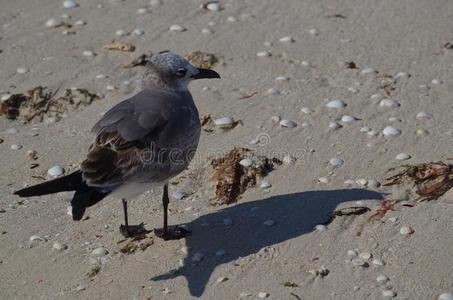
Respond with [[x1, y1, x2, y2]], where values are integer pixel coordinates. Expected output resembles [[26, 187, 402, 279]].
[[0, 0, 452, 299]]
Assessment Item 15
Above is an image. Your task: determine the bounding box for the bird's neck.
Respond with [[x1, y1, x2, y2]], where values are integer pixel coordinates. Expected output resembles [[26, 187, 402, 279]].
[[142, 70, 189, 92]]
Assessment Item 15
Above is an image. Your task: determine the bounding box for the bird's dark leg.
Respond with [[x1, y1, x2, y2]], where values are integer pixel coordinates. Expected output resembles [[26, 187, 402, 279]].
[[154, 184, 191, 240], [119, 198, 149, 238]]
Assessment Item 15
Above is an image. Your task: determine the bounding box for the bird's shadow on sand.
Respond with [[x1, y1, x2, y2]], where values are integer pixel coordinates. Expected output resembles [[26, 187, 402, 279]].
[[151, 188, 383, 297]]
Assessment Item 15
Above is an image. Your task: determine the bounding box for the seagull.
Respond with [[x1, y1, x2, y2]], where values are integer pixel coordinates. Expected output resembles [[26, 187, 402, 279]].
[[14, 52, 220, 240]]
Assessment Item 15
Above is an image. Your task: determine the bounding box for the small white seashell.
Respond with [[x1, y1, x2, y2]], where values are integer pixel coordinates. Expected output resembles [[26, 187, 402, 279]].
[[223, 218, 233, 226], [329, 122, 342, 130], [438, 293, 453, 300], [263, 220, 275, 226], [279, 36, 294, 43], [379, 99, 400, 108], [382, 290, 396, 298], [92, 247, 108, 256], [372, 258, 385, 266], [395, 72, 408, 78], [260, 180, 272, 189], [301, 60, 310, 66], [74, 20, 85, 26], [361, 67, 377, 75], [271, 116, 281, 123], [226, 16, 237, 22], [206, 2, 221, 11], [115, 29, 128, 36], [169, 24, 186, 32], [191, 252, 204, 262], [257, 50, 272, 57], [106, 85, 115, 91], [150, 0, 162, 5], [326, 99, 347, 109], [53, 242, 68, 251], [137, 7, 150, 14], [399, 226, 414, 235], [201, 28, 212, 34], [258, 292, 270, 299], [376, 275, 389, 283], [48, 166, 64, 177], [16, 67, 29, 74], [351, 258, 366, 266], [215, 249, 226, 257], [308, 28, 319, 35], [216, 277, 228, 283], [275, 76, 289, 83], [329, 158, 344, 167], [347, 250, 358, 257], [360, 126, 371, 132], [63, 0, 79, 8], [370, 93, 383, 100], [341, 115, 358, 123], [96, 74, 106, 79], [387, 217, 398, 223], [416, 111, 433, 119], [359, 252, 372, 260], [348, 87, 358, 93], [283, 155, 296, 165], [279, 119, 297, 128], [45, 18, 63, 28], [11, 144, 22, 150], [173, 191, 187, 200], [67, 206, 72, 216], [389, 117, 401, 122], [82, 50, 95, 57], [315, 224, 327, 231], [367, 179, 381, 189], [239, 158, 253, 167], [1, 94, 12, 101], [318, 177, 329, 184], [356, 179, 368, 186], [214, 117, 234, 128], [132, 28, 145, 36], [344, 180, 355, 185], [301, 107, 314, 114], [61, 14, 70, 19], [30, 235, 46, 242], [395, 153, 410, 160], [382, 126, 401, 136], [431, 79, 442, 85]]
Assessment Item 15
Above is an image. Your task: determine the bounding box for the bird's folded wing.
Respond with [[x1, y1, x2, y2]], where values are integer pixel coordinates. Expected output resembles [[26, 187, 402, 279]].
[[81, 89, 184, 187]]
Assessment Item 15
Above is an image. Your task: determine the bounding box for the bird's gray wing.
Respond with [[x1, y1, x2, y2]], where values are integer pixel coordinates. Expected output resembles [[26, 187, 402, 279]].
[[81, 89, 191, 187]]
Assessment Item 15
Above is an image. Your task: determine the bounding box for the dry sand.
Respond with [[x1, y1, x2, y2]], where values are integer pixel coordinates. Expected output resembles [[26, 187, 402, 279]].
[[1, 0, 453, 299]]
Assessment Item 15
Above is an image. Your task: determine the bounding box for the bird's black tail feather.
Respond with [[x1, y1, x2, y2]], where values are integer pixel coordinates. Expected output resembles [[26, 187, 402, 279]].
[[14, 171, 84, 197], [14, 171, 109, 221]]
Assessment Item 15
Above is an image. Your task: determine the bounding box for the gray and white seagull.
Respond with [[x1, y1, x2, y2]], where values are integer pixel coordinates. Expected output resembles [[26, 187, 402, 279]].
[[14, 52, 220, 240]]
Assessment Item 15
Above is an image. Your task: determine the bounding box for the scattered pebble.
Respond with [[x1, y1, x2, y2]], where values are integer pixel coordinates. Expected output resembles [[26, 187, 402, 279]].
[[351, 258, 367, 267], [271, 116, 281, 123], [263, 220, 275, 226], [74, 20, 85, 26], [376, 275, 389, 283], [341, 115, 358, 123], [216, 277, 228, 283], [45, 18, 63, 28], [326, 99, 347, 109], [356, 179, 368, 186], [214, 117, 235, 128], [201, 28, 213, 34], [279, 36, 294, 43], [308, 28, 319, 36], [329, 158, 344, 167], [279, 119, 297, 128], [416, 128, 430, 136], [359, 252, 372, 260], [382, 126, 401, 136], [395, 153, 411, 160], [379, 99, 400, 108], [132, 28, 145, 36], [399, 226, 414, 235], [206, 2, 221, 11], [438, 293, 453, 300], [260, 180, 272, 189], [63, 0, 79, 8], [48, 166, 64, 177], [361, 67, 377, 75], [329, 122, 342, 130], [191, 252, 204, 262], [239, 158, 254, 167], [315, 224, 327, 231], [169, 24, 186, 32], [266, 88, 280, 95], [318, 177, 329, 184], [360, 126, 371, 133], [344, 179, 355, 185], [367, 179, 381, 189], [150, 0, 162, 5], [16, 67, 29, 74], [137, 7, 150, 14], [301, 107, 314, 114], [301, 60, 310, 66], [382, 290, 396, 298], [1, 94, 12, 101], [431, 79, 442, 85], [416, 111, 433, 119], [30, 235, 46, 242], [258, 292, 270, 299], [173, 191, 187, 200], [53, 241, 68, 251], [82, 50, 95, 57], [347, 250, 358, 257], [91, 247, 108, 256], [283, 155, 296, 165], [11, 144, 22, 150], [257, 50, 272, 57], [226, 16, 237, 23], [372, 258, 385, 266], [115, 29, 128, 36]]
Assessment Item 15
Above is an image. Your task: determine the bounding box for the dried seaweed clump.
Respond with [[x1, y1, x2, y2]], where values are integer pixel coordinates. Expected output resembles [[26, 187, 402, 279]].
[[210, 147, 280, 206], [0, 86, 100, 123], [123, 53, 153, 68], [102, 40, 135, 52], [384, 161, 453, 201], [187, 51, 223, 69], [118, 236, 154, 254]]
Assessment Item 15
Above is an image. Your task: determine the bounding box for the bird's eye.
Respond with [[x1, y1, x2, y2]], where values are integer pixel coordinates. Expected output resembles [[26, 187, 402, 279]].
[[176, 68, 187, 77]]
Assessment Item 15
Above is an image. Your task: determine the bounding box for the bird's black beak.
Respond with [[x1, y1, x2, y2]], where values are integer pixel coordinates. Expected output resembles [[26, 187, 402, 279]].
[[191, 68, 221, 79]]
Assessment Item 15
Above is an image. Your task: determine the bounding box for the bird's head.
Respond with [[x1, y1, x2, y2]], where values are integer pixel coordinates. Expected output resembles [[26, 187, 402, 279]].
[[143, 52, 220, 91]]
